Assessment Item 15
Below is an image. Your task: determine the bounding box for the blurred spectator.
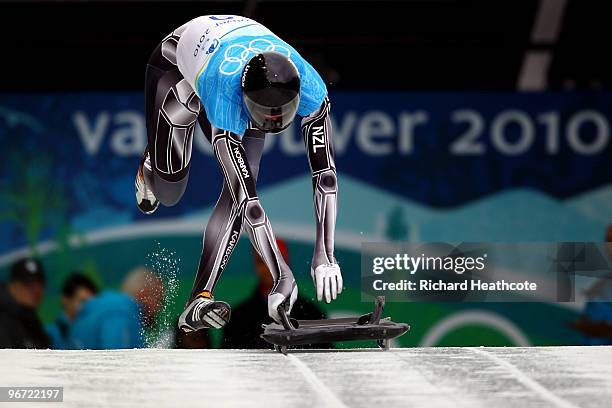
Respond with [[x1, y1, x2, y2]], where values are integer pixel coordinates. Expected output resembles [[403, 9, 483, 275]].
[[223, 238, 330, 349], [606, 225, 612, 259], [68, 267, 164, 349], [0, 258, 50, 349], [47, 273, 98, 349], [571, 225, 612, 345]]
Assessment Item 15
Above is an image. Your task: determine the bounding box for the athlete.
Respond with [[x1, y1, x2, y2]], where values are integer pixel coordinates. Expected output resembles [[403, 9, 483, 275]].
[[134, 15, 343, 332]]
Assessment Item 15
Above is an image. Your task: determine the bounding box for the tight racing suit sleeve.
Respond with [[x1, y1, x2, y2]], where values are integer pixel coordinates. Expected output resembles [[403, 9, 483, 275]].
[[301, 98, 343, 303]]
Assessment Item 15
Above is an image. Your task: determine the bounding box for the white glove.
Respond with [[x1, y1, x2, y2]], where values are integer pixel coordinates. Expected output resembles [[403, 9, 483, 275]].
[[268, 285, 298, 324], [311, 263, 343, 303]]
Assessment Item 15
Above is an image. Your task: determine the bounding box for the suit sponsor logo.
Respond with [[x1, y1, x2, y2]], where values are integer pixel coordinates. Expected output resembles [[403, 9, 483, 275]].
[[220, 230, 239, 270], [233, 147, 250, 179]]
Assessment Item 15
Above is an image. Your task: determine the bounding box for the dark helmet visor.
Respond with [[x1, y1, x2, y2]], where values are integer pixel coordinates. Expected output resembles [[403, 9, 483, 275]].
[[244, 93, 300, 133]]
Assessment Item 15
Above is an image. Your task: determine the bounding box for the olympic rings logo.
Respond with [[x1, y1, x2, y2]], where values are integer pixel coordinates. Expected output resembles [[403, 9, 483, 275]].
[[219, 38, 291, 75]]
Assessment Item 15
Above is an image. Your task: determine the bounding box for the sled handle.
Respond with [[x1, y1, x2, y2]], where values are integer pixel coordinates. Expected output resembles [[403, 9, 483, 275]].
[[278, 307, 296, 330], [369, 296, 385, 325]]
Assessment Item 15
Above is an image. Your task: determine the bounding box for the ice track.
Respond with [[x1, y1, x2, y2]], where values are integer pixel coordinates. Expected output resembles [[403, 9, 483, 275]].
[[0, 347, 611, 407]]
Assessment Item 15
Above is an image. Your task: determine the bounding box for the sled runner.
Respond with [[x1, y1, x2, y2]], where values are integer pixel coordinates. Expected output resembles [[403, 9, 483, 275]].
[[261, 296, 410, 354]]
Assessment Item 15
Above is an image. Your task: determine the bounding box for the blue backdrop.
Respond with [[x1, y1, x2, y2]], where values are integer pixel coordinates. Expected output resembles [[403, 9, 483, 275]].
[[1, 91, 611, 251]]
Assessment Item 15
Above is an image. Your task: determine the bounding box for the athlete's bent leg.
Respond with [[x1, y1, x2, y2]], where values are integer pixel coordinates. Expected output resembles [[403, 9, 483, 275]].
[[137, 25, 198, 212], [182, 128, 296, 329], [178, 127, 267, 332], [189, 126, 266, 299]]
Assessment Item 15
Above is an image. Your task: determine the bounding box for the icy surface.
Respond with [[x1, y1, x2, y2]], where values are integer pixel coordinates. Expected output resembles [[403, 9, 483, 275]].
[[0, 347, 610, 407]]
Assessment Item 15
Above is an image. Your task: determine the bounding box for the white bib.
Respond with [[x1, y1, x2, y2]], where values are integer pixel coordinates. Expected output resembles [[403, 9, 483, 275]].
[[176, 15, 264, 89]]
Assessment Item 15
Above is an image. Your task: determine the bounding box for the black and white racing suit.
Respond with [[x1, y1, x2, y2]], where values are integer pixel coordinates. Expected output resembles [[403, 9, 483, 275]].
[[141, 20, 339, 320]]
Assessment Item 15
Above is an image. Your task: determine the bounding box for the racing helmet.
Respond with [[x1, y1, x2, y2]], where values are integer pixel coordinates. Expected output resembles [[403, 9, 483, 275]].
[[241, 51, 300, 133]]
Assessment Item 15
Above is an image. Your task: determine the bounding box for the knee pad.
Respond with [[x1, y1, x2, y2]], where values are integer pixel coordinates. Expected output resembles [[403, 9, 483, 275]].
[[244, 200, 266, 226]]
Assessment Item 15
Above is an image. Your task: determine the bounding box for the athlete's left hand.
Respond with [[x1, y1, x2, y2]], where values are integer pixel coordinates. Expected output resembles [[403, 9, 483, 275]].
[[311, 263, 343, 303]]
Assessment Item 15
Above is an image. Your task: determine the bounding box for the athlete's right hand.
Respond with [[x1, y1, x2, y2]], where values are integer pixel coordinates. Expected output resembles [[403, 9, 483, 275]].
[[268, 284, 298, 324]]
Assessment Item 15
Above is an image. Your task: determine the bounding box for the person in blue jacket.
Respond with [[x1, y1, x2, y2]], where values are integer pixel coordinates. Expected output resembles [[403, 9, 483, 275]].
[[47, 273, 98, 349], [68, 267, 164, 349], [134, 15, 343, 334]]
